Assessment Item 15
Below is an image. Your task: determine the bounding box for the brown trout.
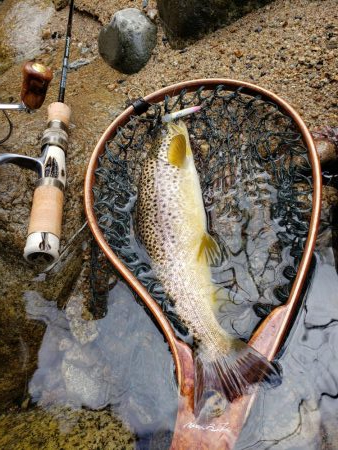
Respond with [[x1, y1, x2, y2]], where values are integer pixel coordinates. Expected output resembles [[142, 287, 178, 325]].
[[137, 121, 277, 416]]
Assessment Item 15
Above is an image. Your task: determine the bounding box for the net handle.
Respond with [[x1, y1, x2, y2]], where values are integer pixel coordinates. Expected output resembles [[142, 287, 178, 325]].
[[84, 77, 321, 386]]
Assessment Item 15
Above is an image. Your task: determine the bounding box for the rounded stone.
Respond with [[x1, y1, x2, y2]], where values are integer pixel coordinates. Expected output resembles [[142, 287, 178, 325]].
[[314, 137, 337, 165], [98, 8, 157, 75]]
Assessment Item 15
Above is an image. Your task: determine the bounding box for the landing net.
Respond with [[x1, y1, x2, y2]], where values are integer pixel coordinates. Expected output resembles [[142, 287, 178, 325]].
[[89, 85, 314, 343]]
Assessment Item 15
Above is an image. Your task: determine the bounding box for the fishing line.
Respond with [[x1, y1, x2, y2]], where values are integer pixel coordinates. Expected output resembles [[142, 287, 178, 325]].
[[44, 221, 88, 273], [58, 0, 75, 103], [0, 110, 13, 145]]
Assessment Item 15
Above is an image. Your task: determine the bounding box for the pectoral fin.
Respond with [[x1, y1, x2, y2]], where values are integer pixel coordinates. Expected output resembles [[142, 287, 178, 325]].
[[168, 134, 187, 167], [170, 121, 192, 156], [198, 232, 222, 266], [178, 120, 192, 156]]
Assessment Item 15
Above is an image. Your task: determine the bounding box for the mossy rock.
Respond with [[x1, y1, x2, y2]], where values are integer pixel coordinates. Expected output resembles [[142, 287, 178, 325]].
[[0, 407, 135, 449]]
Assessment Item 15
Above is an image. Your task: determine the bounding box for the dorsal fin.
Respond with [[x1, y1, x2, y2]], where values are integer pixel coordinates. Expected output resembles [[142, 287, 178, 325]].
[[197, 232, 222, 266], [168, 134, 186, 167]]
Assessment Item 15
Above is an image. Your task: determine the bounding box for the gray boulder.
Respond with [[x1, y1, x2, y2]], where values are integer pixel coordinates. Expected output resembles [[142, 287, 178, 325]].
[[157, 0, 274, 48], [98, 8, 157, 74]]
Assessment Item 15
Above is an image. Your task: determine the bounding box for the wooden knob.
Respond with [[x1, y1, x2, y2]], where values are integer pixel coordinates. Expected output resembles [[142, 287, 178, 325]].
[[21, 61, 53, 110]]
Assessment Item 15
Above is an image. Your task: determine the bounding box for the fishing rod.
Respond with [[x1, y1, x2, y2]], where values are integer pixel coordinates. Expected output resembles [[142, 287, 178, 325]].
[[0, 0, 75, 265]]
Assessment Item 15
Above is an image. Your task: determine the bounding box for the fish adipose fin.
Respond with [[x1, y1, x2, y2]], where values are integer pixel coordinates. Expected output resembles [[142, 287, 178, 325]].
[[168, 134, 186, 167], [194, 341, 280, 419], [198, 232, 222, 266]]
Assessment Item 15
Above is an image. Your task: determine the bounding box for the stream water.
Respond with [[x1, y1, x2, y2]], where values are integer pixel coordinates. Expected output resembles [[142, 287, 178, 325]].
[[237, 232, 338, 449]]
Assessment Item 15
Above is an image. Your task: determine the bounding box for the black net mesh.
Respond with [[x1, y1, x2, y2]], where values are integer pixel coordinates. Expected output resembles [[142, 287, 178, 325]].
[[90, 85, 313, 343]]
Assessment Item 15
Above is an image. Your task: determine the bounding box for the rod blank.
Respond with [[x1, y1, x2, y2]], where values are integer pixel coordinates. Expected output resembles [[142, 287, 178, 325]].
[[58, 0, 75, 103]]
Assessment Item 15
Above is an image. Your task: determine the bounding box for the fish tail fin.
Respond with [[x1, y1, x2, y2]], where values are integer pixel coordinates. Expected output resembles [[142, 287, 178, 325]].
[[194, 340, 280, 419]]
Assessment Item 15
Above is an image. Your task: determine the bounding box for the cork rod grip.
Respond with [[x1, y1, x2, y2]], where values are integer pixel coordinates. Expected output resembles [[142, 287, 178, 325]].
[[27, 185, 64, 238], [47, 102, 71, 127]]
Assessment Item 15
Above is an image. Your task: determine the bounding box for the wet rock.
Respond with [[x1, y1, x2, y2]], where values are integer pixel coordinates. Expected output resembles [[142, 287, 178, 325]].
[[4, 0, 54, 63], [0, 236, 83, 411], [312, 127, 338, 165], [0, 270, 46, 411], [52, 0, 69, 10], [63, 341, 100, 367], [25, 271, 177, 434], [0, 34, 13, 74], [98, 8, 157, 74], [157, 0, 274, 47], [321, 186, 338, 229]]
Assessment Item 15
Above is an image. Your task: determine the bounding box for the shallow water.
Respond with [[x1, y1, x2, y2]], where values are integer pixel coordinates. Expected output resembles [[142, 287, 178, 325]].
[[22, 278, 177, 447], [236, 233, 338, 449]]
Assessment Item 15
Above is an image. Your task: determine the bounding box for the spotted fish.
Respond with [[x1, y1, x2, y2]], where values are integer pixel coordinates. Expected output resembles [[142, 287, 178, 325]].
[[137, 120, 277, 417]]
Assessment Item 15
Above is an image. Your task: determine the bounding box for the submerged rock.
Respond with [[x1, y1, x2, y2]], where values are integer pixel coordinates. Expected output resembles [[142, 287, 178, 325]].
[[293, 183, 338, 232], [157, 0, 274, 47], [62, 360, 111, 409], [98, 8, 157, 74], [66, 295, 99, 345], [26, 276, 177, 435]]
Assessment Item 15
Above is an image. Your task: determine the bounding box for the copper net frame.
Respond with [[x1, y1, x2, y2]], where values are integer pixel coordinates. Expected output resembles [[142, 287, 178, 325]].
[[84, 79, 322, 449]]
